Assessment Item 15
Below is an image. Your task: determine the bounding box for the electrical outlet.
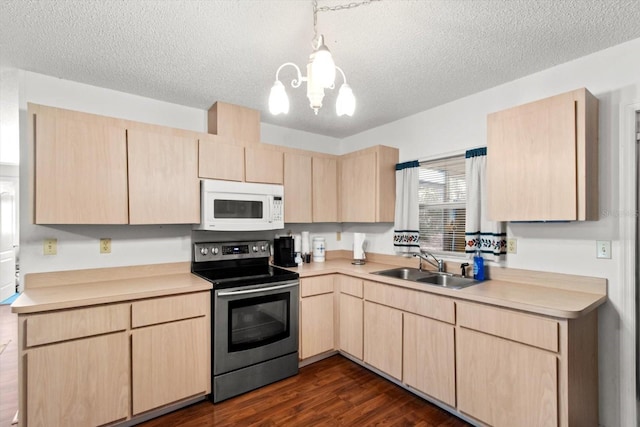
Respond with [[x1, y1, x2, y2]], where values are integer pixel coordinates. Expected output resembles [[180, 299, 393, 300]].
[[43, 239, 57, 255], [596, 240, 611, 259], [336, 232, 341, 241], [100, 238, 111, 254], [507, 238, 517, 254]]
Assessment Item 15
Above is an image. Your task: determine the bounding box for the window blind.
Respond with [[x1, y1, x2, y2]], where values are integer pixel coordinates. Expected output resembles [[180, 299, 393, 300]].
[[418, 155, 466, 254]]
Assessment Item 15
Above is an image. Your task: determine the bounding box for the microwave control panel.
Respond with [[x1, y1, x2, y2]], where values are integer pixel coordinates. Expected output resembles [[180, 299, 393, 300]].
[[272, 196, 283, 222]]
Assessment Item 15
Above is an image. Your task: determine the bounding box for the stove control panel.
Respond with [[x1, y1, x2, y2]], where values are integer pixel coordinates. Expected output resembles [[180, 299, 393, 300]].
[[193, 240, 270, 262]]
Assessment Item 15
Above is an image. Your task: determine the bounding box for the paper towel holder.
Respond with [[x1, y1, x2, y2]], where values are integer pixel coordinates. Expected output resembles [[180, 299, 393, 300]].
[[352, 233, 367, 265]]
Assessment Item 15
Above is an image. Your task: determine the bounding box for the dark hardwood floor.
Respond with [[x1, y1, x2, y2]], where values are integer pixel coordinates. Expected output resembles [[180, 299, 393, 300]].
[[140, 355, 471, 427]]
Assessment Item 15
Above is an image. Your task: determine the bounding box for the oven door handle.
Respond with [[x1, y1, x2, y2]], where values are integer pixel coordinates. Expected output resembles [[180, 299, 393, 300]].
[[217, 282, 298, 297]]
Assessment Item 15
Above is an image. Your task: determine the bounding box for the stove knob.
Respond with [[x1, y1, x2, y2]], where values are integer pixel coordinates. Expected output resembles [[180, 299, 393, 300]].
[[212, 247, 219, 255], [260, 245, 266, 252], [200, 247, 209, 256], [252, 246, 258, 252]]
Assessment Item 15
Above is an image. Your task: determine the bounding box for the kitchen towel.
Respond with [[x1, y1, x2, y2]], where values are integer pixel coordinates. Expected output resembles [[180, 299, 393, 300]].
[[393, 160, 420, 254], [464, 148, 506, 260]]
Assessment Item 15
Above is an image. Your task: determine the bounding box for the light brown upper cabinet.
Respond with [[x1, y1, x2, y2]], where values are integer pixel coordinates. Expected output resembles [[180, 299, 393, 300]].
[[340, 145, 398, 222], [198, 136, 245, 182], [312, 156, 339, 222], [208, 101, 260, 144], [487, 88, 599, 221], [245, 146, 284, 184], [127, 129, 200, 224], [30, 104, 129, 224], [284, 152, 313, 223]]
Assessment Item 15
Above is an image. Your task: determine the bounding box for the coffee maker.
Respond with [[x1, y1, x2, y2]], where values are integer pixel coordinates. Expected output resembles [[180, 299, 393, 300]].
[[273, 236, 297, 267]]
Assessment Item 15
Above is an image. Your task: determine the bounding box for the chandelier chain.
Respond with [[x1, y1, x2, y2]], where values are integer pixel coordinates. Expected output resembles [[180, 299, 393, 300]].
[[313, 0, 381, 41]]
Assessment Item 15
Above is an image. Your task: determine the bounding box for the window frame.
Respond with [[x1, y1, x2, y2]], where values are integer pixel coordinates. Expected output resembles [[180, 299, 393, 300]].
[[417, 153, 467, 259]]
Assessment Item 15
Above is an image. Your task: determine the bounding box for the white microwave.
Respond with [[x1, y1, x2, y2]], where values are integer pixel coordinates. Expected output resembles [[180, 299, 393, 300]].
[[196, 179, 285, 231]]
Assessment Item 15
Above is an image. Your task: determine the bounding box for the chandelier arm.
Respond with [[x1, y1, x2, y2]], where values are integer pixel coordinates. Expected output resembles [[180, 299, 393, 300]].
[[275, 62, 304, 88], [335, 66, 348, 84]]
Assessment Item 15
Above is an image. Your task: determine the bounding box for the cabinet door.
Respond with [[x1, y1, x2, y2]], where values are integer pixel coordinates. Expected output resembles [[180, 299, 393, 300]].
[[403, 313, 455, 406], [339, 293, 363, 359], [127, 129, 200, 224], [312, 156, 338, 222], [284, 152, 312, 223], [487, 91, 578, 221], [27, 333, 129, 427], [245, 147, 284, 184], [32, 105, 128, 224], [340, 151, 377, 222], [364, 301, 402, 379], [457, 328, 558, 427], [132, 317, 210, 415], [199, 139, 244, 181], [300, 293, 334, 359]]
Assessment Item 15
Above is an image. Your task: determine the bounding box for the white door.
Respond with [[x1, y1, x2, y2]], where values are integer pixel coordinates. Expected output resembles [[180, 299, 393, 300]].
[[0, 190, 16, 301]]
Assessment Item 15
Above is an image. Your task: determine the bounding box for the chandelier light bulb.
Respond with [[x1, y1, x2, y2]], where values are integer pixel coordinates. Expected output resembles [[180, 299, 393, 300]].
[[336, 83, 355, 116], [269, 80, 290, 115], [310, 35, 336, 89]]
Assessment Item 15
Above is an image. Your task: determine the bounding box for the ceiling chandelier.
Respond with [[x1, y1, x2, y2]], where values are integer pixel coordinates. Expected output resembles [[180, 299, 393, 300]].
[[269, 0, 380, 117]]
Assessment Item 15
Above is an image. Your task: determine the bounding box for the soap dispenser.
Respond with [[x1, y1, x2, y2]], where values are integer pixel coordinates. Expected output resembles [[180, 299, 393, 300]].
[[473, 250, 485, 281]]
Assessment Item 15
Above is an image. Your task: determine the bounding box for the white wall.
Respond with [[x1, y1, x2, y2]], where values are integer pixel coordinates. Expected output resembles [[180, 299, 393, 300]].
[[16, 71, 338, 284], [341, 36, 640, 427]]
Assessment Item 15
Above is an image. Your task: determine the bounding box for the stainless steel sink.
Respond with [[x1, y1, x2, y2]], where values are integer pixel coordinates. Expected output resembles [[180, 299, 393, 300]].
[[415, 274, 479, 290], [371, 267, 480, 290], [371, 267, 435, 281]]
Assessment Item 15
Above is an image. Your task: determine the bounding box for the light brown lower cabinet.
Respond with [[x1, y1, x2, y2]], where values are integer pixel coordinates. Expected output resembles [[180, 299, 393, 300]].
[[403, 312, 456, 407], [132, 317, 210, 415], [457, 328, 558, 427], [338, 293, 363, 359], [300, 276, 335, 359], [18, 291, 211, 427], [363, 301, 403, 380], [26, 332, 129, 427], [337, 275, 364, 360], [354, 279, 597, 427]]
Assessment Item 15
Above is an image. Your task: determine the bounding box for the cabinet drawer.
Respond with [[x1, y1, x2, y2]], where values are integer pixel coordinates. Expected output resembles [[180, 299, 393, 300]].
[[300, 275, 334, 298], [337, 275, 363, 298], [457, 302, 559, 352], [364, 281, 454, 324], [26, 304, 129, 347], [132, 292, 209, 328]]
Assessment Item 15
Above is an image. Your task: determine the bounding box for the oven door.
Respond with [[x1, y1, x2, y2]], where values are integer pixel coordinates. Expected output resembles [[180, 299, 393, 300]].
[[213, 280, 299, 375]]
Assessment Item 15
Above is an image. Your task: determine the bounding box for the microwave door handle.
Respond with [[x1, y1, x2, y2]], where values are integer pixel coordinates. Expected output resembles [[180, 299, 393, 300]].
[[267, 196, 273, 223]]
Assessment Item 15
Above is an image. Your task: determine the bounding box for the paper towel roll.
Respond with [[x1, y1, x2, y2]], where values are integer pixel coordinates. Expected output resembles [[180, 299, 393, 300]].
[[353, 233, 366, 260], [301, 231, 310, 254], [294, 234, 302, 253]]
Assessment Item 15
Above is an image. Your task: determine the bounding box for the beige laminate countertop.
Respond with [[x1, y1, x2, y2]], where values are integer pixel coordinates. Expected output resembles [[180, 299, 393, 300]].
[[11, 273, 212, 314], [12, 259, 606, 319], [289, 259, 607, 319]]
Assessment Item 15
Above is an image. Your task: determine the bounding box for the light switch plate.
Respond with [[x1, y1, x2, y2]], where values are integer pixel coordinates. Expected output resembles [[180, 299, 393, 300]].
[[596, 240, 611, 259]]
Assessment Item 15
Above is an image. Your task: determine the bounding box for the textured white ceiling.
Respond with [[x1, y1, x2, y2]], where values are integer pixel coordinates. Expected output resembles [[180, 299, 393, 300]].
[[1, 0, 640, 138]]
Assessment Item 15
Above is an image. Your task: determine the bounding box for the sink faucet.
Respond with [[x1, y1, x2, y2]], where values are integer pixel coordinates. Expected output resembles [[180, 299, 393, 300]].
[[413, 250, 445, 273]]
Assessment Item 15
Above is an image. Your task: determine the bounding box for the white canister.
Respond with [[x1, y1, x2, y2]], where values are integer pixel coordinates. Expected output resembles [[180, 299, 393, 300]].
[[312, 237, 326, 262]]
